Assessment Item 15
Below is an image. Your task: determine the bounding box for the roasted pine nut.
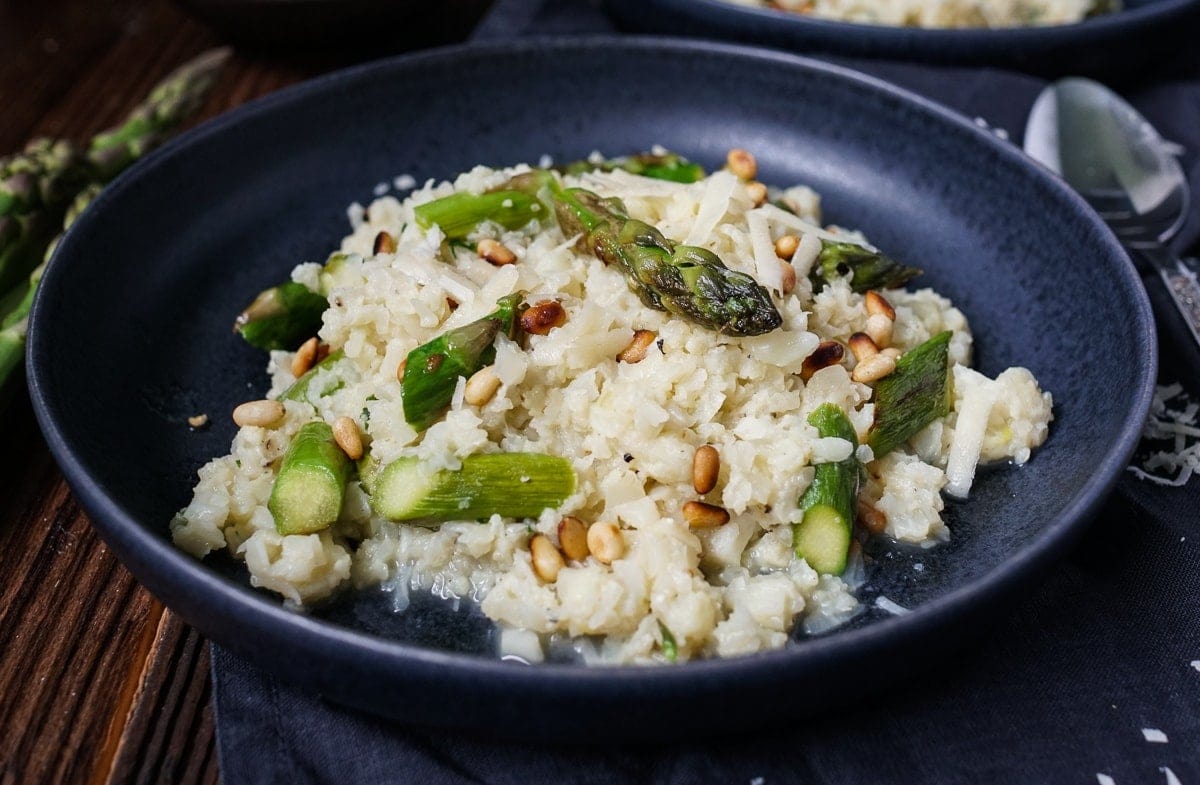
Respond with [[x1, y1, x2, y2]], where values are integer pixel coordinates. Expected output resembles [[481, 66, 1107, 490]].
[[774, 234, 800, 259], [780, 261, 797, 295], [848, 332, 880, 362], [852, 353, 897, 383], [693, 445, 720, 494], [586, 521, 625, 564], [726, 148, 757, 180], [617, 330, 657, 363], [683, 500, 730, 528], [332, 416, 364, 460], [232, 400, 285, 428], [864, 290, 896, 321], [800, 340, 844, 382], [865, 314, 894, 348], [291, 337, 319, 378], [373, 230, 397, 254], [463, 366, 502, 407], [476, 238, 516, 266], [520, 301, 566, 335], [530, 534, 565, 582], [557, 517, 590, 561]]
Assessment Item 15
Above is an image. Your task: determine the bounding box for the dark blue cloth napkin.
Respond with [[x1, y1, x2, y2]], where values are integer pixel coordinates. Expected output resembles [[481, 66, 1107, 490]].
[[212, 3, 1200, 782]]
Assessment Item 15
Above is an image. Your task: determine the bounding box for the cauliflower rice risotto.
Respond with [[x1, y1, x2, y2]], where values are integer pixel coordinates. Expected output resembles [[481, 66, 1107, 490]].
[[732, 0, 1117, 27], [172, 150, 1053, 664]]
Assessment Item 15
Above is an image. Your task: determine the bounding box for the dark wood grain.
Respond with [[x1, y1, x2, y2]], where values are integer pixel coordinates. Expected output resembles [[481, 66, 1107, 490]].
[[0, 2, 352, 782]]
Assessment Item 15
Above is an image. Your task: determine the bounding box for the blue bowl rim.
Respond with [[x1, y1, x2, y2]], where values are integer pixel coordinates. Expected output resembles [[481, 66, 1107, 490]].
[[27, 35, 1158, 692], [613, 0, 1200, 47]]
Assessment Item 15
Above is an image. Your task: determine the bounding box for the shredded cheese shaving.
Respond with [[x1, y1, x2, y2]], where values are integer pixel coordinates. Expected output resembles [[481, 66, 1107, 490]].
[[946, 367, 999, 498], [746, 209, 783, 293], [1128, 383, 1200, 487], [684, 170, 738, 246], [579, 169, 683, 198], [758, 202, 875, 248]]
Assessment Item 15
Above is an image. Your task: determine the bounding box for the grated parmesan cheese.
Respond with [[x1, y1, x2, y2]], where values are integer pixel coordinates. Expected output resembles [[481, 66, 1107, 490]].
[[746, 209, 784, 293], [1142, 727, 1168, 743], [874, 595, 911, 616], [685, 170, 738, 246], [1128, 384, 1200, 486]]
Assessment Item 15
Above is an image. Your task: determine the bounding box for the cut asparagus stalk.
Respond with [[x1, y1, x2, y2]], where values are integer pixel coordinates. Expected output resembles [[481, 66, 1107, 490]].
[[234, 251, 360, 352], [658, 622, 679, 662], [268, 421, 353, 535], [794, 403, 859, 575], [233, 281, 329, 351], [370, 453, 576, 522], [402, 293, 522, 431], [809, 240, 922, 294], [866, 330, 954, 458], [279, 349, 345, 402], [413, 190, 543, 240], [558, 151, 706, 184]]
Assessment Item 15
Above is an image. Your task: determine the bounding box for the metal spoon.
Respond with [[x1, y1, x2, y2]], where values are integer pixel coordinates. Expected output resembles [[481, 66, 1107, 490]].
[[1024, 78, 1200, 349]]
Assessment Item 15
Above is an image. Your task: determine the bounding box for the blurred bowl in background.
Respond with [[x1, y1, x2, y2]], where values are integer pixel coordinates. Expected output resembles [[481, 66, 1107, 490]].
[[176, 0, 494, 49]]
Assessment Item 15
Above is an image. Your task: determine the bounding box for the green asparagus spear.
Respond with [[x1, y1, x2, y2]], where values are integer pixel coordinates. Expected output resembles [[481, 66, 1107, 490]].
[[413, 190, 543, 240], [794, 403, 860, 575], [402, 293, 523, 431], [809, 240, 923, 294], [0, 50, 229, 397], [233, 281, 329, 351], [0, 139, 91, 296], [268, 421, 354, 535], [234, 251, 363, 352], [558, 151, 706, 184], [658, 622, 679, 662], [370, 453, 576, 522], [0, 49, 229, 298], [85, 48, 230, 182], [279, 349, 345, 403], [866, 331, 954, 458], [552, 185, 782, 335]]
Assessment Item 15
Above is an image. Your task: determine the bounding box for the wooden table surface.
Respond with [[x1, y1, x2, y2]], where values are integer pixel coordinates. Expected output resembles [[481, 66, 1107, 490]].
[[0, 3, 406, 781]]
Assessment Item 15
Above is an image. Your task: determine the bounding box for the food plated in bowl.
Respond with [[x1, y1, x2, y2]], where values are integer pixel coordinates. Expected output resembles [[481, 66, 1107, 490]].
[[28, 39, 1153, 737], [730, 0, 1116, 28], [173, 151, 1052, 664], [603, 0, 1200, 75]]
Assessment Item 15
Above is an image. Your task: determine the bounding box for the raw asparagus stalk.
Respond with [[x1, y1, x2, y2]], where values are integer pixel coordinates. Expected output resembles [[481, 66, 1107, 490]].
[[402, 293, 523, 431], [413, 190, 543, 240], [794, 403, 860, 575], [0, 139, 91, 296], [0, 48, 229, 298], [551, 184, 782, 335], [0, 183, 99, 388], [0, 49, 229, 396], [558, 151, 706, 183], [370, 453, 576, 522], [809, 240, 923, 294], [268, 421, 354, 535], [85, 48, 230, 182], [279, 349, 345, 403], [866, 330, 954, 458]]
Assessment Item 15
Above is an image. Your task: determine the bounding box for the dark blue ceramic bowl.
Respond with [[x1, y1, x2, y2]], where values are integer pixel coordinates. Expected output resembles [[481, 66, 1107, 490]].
[[603, 0, 1200, 77], [28, 38, 1155, 740]]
